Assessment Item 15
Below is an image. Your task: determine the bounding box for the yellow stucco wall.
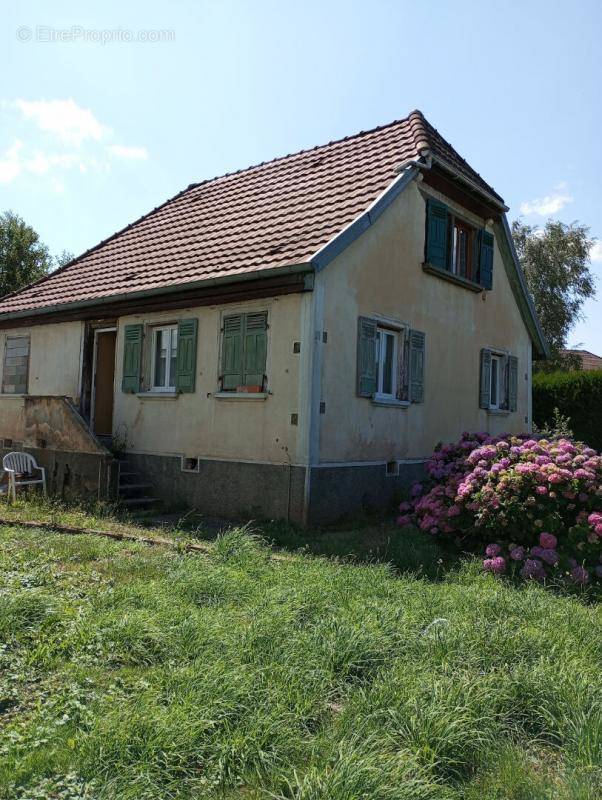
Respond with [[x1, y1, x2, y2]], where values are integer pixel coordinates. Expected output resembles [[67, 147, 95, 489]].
[[0, 176, 536, 471], [0, 321, 83, 441], [316, 179, 532, 463], [113, 293, 312, 465]]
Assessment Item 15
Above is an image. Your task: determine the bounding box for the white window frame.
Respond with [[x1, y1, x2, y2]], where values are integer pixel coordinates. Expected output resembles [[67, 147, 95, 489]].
[[375, 326, 399, 401], [489, 353, 505, 410], [150, 324, 178, 392]]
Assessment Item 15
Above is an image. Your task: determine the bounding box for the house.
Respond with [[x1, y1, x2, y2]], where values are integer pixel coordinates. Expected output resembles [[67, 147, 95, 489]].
[[562, 349, 602, 371], [0, 110, 547, 523]]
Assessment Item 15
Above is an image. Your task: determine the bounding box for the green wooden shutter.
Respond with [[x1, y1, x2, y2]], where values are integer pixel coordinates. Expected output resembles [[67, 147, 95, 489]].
[[409, 330, 425, 403], [122, 324, 143, 393], [426, 199, 448, 270], [357, 317, 377, 397], [507, 355, 518, 412], [242, 312, 267, 388], [479, 230, 494, 290], [176, 318, 198, 393], [480, 348, 492, 408], [397, 333, 410, 402], [221, 314, 243, 390]]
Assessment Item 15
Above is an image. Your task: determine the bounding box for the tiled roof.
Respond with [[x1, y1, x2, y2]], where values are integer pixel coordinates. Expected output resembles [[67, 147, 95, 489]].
[[562, 349, 602, 371], [0, 110, 504, 317]]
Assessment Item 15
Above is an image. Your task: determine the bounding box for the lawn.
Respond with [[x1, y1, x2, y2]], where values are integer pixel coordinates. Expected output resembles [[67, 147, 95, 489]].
[[0, 503, 600, 799]]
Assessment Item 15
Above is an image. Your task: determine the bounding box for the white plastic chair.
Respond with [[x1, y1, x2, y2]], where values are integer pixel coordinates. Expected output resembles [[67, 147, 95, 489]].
[[2, 452, 47, 502]]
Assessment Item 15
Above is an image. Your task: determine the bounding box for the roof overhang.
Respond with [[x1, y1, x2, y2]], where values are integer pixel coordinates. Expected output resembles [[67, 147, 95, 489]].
[[0, 263, 314, 329]]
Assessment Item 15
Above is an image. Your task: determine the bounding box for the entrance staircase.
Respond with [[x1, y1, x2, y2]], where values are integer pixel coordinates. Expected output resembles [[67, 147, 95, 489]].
[[117, 457, 161, 511]]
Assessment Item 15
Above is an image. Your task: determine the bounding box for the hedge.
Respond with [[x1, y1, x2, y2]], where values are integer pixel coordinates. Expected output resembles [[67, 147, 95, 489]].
[[533, 369, 602, 450]]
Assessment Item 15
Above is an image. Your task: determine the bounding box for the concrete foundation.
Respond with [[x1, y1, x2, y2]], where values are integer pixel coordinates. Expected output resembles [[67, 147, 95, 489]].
[[307, 461, 427, 524], [125, 452, 307, 524]]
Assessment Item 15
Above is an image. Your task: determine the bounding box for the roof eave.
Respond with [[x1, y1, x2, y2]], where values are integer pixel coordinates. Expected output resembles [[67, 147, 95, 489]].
[[415, 153, 509, 212], [0, 262, 315, 325], [497, 215, 549, 360]]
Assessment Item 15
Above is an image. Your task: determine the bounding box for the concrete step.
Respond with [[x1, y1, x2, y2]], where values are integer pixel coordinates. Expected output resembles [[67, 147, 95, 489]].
[[119, 483, 154, 494], [120, 496, 161, 508]]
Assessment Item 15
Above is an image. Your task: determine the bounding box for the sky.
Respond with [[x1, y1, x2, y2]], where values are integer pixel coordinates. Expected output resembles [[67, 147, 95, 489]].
[[2, 0, 601, 352]]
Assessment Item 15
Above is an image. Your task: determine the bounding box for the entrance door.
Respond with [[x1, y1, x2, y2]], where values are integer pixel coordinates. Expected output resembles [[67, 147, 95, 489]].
[[92, 330, 117, 436]]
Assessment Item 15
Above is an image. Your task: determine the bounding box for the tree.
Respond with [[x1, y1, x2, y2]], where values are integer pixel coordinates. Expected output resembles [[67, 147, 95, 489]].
[[53, 249, 74, 269], [512, 220, 596, 371], [0, 211, 52, 298]]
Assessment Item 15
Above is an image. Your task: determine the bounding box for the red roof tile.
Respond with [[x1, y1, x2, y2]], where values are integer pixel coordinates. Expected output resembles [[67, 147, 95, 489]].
[[0, 110, 504, 317], [562, 349, 602, 371]]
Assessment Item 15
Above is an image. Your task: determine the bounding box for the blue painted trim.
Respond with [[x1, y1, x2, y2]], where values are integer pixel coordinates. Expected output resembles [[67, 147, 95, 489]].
[[311, 168, 418, 271], [500, 215, 549, 359]]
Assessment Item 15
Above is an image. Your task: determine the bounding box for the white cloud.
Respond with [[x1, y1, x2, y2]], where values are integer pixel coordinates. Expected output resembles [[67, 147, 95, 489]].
[[520, 183, 573, 216], [0, 139, 24, 183], [108, 144, 148, 160], [14, 98, 110, 145], [590, 242, 602, 263], [0, 98, 149, 192]]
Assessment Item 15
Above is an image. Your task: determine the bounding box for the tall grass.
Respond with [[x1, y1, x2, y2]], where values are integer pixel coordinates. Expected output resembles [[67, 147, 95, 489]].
[[0, 514, 600, 799]]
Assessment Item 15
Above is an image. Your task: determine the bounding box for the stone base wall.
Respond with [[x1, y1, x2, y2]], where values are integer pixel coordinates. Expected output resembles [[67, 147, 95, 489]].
[[125, 453, 307, 524], [307, 461, 427, 525], [0, 446, 118, 502], [125, 452, 426, 526]]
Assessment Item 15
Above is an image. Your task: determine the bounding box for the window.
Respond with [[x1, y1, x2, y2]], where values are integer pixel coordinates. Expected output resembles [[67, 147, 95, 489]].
[[451, 218, 475, 280], [151, 325, 178, 391], [425, 198, 494, 289], [121, 319, 198, 395], [489, 354, 504, 410], [357, 318, 425, 404], [220, 311, 267, 392], [375, 328, 399, 399], [480, 349, 518, 412], [2, 335, 30, 394]]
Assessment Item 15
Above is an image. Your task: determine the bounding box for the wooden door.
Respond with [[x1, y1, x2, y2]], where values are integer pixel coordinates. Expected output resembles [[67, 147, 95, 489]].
[[93, 331, 116, 436]]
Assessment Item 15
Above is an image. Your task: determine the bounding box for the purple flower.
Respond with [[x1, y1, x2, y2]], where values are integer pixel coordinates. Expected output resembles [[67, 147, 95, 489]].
[[485, 543, 502, 557], [521, 558, 546, 581], [397, 515, 412, 527], [540, 549, 559, 566], [530, 546, 544, 558], [483, 556, 506, 574], [490, 556, 506, 574], [570, 565, 589, 585], [509, 546, 526, 561]]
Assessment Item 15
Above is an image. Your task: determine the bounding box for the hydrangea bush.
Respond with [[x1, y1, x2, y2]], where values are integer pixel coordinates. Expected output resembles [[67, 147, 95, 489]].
[[397, 433, 602, 585]]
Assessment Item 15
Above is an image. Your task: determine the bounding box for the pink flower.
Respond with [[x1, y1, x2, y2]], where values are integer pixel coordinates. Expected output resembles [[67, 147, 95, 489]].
[[483, 556, 506, 574], [397, 515, 412, 527], [485, 543, 502, 557], [535, 486, 548, 496], [398, 501, 413, 512], [509, 546, 526, 561], [539, 532, 557, 549]]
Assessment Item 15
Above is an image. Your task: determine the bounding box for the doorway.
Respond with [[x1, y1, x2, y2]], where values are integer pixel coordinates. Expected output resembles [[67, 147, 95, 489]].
[[91, 329, 117, 437]]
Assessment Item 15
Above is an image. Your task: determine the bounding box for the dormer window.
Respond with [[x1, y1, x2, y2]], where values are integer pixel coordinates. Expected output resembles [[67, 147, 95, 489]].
[[451, 218, 475, 281], [424, 198, 494, 290]]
